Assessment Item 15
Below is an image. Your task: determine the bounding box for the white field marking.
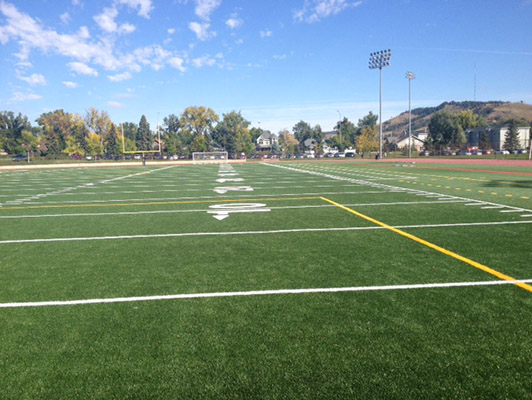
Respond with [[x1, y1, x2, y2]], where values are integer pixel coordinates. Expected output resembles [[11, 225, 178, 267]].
[[465, 203, 485, 206], [216, 178, 244, 183], [14, 191, 387, 206], [3, 279, 532, 308], [208, 203, 270, 221], [264, 163, 532, 214], [521, 215, 532, 218], [0, 200, 467, 220], [2, 220, 532, 245], [500, 209, 526, 213], [1, 166, 176, 207], [214, 186, 254, 194], [481, 206, 504, 209]]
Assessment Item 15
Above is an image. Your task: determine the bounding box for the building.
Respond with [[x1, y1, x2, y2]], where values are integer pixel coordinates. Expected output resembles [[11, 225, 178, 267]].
[[466, 126, 530, 151], [256, 130, 278, 151], [391, 131, 428, 151]]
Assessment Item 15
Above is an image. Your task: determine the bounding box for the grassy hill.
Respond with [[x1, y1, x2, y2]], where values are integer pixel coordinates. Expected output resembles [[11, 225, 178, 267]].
[[383, 101, 532, 138]]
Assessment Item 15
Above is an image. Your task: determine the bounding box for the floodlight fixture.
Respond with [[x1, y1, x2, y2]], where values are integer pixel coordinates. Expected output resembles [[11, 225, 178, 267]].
[[406, 71, 416, 158], [369, 49, 392, 159]]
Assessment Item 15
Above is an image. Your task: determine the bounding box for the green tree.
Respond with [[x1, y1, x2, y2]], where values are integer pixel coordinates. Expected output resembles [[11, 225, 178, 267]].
[[279, 129, 299, 156], [136, 115, 152, 151], [335, 117, 358, 150], [189, 134, 209, 152], [428, 111, 464, 150], [86, 132, 104, 156], [503, 120, 520, 151], [63, 135, 85, 157], [21, 130, 40, 161], [456, 110, 486, 130], [292, 120, 312, 144], [0, 111, 31, 154], [212, 111, 251, 155], [358, 112, 378, 128], [105, 124, 121, 155], [180, 106, 219, 149], [479, 132, 491, 151], [356, 124, 379, 156], [36, 109, 75, 156]]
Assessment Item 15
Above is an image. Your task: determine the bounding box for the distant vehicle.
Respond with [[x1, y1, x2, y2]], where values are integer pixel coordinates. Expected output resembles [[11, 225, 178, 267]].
[[12, 154, 27, 161], [85, 155, 92, 161], [483, 150, 492, 155], [335, 152, 345, 158], [519, 149, 528, 154], [134, 154, 141, 160], [495, 150, 510, 155]]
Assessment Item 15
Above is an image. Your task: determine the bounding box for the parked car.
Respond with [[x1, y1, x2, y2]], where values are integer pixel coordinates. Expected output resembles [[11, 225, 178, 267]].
[[12, 154, 27, 161]]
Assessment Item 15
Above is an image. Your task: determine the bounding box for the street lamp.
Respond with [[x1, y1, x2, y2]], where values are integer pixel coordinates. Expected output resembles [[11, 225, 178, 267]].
[[369, 49, 391, 159], [405, 71, 416, 158]]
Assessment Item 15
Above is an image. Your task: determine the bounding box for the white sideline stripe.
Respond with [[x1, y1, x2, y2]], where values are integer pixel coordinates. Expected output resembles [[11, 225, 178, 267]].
[[3, 279, 532, 308], [264, 163, 532, 214], [500, 209, 525, 213], [0, 200, 467, 220], [1, 220, 532, 244], [521, 214, 532, 218]]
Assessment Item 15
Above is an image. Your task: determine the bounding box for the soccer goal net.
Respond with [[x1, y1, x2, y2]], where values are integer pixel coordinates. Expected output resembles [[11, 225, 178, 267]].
[[192, 151, 229, 164]]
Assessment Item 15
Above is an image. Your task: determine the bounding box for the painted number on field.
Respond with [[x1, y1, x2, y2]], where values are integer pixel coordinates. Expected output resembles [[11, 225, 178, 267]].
[[208, 203, 271, 221], [214, 186, 253, 194]]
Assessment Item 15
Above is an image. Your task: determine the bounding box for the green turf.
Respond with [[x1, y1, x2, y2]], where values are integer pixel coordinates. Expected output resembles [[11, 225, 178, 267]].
[[1, 160, 532, 398]]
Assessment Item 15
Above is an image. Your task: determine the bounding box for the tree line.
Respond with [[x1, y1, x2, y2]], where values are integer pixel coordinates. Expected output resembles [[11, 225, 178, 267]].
[[0, 107, 381, 158]]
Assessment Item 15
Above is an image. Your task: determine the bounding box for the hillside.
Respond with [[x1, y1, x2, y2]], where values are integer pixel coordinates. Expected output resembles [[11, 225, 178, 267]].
[[383, 101, 532, 138]]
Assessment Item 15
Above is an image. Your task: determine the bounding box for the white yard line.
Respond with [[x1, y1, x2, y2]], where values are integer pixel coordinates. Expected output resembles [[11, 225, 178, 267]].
[[0, 166, 176, 207], [0, 200, 467, 220], [2, 279, 531, 308], [1, 220, 531, 245], [264, 163, 532, 214]]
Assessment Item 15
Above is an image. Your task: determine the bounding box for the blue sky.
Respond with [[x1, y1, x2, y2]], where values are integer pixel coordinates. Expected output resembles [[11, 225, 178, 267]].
[[1, 0, 532, 133]]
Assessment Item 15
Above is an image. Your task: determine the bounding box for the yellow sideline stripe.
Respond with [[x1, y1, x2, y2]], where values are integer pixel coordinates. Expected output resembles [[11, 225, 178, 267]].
[[0, 196, 321, 211], [320, 196, 532, 293]]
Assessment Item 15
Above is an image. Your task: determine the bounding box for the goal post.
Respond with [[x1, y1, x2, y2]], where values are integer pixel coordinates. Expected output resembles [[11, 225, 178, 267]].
[[192, 151, 229, 164]]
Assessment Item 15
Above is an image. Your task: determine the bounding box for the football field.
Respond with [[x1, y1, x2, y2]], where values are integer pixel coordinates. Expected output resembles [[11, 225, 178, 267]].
[[1, 160, 532, 398]]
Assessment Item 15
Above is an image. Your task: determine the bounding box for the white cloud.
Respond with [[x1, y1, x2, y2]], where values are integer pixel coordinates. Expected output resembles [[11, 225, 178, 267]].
[[192, 55, 216, 68], [60, 12, 71, 24], [118, 23, 136, 34], [194, 0, 221, 21], [116, 0, 153, 18], [167, 28, 175, 34], [62, 81, 78, 88], [94, 7, 118, 33], [168, 56, 186, 72], [226, 15, 243, 29], [108, 71, 132, 82], [107, 101, 126, 108], [260, 29, 272, 38], [68, 61, 98, 76], [11, 92, 42, 102], [18, 72, 47, 86], [189, 21, 216, 41], [294, 0, 362, 23], [273, 54, 286, 60], [0, 2, 186, 79]]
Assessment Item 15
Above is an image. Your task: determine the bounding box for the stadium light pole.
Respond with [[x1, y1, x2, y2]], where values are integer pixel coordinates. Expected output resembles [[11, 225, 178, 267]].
[[369, 49, 391, 159], [406, 71, 416, 159]]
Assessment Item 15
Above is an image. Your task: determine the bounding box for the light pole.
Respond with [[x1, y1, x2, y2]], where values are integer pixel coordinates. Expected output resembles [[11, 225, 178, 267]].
[[337, 110, 342, 150], [406, 71, 416, 158], [369, 49, 391, 159]]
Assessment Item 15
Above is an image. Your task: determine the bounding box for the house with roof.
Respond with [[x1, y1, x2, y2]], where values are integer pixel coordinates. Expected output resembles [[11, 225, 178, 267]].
[[256, 131, 278, 151], [392, 131, 428, 151]]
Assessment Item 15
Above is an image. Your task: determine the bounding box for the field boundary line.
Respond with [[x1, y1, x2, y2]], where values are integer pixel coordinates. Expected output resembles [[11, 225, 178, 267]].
[[321, 196, 532, 294], [2, 279, 532, 308], [264, 163, 532, 214], [1, 219, 532, 244]]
